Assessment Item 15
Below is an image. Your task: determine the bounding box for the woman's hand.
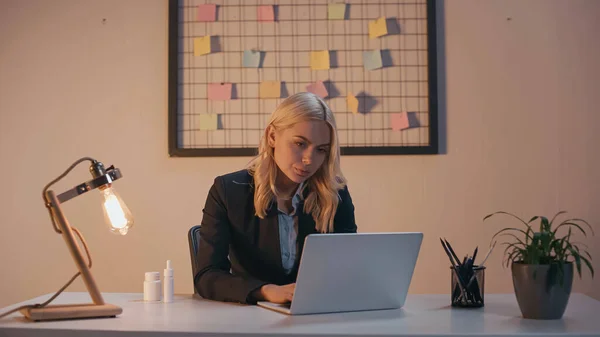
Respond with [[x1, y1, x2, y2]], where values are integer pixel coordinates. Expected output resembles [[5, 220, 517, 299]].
[[257, 283, 295, 303]]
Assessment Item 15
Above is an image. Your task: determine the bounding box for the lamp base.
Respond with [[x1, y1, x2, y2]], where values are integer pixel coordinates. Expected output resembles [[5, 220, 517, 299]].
[[20, 303, 122, 321]]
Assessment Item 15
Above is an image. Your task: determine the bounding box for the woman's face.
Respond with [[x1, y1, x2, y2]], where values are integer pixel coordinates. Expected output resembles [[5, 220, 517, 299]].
[[269, 120, 331, 187]]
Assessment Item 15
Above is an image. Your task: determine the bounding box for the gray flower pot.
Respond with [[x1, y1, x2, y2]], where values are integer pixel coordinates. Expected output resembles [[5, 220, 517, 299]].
[[511, 262, 573, 319]]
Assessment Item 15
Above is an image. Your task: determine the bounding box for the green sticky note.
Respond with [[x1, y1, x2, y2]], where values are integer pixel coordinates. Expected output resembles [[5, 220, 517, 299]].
[[328, 4, 346, 20], [243, 50, 261, 68], [198, 114, 218, 130], [363, 50, 382, 71]]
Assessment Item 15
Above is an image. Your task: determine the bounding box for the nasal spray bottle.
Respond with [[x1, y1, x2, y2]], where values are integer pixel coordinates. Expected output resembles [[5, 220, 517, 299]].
[[163, 260, 174, 303]]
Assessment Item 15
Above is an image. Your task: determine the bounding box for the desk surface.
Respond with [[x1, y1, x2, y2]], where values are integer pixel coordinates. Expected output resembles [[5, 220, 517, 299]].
[[1, 292, 599, 337]]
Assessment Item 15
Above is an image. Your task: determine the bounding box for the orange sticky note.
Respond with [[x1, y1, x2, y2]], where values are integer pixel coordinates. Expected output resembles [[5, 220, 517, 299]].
[[369, 17, 388, 39], [197, 4, 216, 22], [346, 94, 359, 114], [208, 83, 232, 100], [306, 80, 328, 98], [260, 81, 281, 98], [194, 36, 211, 56], [257, 5, 275, 22], [391, 112, 410, 131], [310, 51, 330, 70]]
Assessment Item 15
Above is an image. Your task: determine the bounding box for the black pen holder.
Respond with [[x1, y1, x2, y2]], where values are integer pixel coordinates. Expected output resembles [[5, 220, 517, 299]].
[[450, 265, 485, 308]]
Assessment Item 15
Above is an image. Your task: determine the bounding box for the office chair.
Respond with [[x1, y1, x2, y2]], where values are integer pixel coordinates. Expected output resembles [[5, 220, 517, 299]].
[[188, 225, 201, 295]]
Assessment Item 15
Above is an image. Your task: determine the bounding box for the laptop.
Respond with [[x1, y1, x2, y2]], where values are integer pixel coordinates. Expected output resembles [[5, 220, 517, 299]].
[[257, 232, 423, 315]]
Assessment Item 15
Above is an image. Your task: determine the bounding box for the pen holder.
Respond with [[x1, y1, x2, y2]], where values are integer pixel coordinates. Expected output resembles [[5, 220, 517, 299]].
[[450, 265, 485, 308]]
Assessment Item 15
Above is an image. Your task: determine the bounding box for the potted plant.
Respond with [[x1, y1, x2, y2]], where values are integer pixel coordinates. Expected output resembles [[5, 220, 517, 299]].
[[484, 211, 594, 319]]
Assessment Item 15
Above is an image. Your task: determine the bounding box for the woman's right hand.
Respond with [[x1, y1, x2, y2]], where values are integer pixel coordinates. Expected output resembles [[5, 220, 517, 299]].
[[259, 283, 295, 303]]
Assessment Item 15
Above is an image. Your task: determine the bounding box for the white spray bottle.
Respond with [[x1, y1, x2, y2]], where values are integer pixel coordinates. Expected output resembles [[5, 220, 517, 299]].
[[163, 260, 174, 303]]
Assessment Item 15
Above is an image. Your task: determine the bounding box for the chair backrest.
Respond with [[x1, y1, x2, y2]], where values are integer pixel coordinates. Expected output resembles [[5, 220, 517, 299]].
[[188, 225, 201, 295]]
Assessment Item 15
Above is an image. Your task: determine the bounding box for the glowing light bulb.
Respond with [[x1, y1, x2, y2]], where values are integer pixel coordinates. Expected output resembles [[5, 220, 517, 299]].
[[101, 186, 133, 235]]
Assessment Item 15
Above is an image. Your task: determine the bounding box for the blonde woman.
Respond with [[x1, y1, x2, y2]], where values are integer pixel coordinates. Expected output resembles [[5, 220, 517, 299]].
[[195, 92, 357, 305]]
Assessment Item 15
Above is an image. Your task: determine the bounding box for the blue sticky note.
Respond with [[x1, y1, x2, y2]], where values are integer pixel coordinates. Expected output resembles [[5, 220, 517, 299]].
[[243, 50, 261, 68], [363, 50, 383, 71]]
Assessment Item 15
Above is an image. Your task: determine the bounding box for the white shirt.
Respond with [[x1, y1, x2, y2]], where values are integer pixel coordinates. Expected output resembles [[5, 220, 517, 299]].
[[276, 182, 304, 274]]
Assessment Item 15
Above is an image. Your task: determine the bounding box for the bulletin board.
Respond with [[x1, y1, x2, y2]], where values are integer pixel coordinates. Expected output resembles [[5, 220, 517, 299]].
[[168, 0, 438, 157]]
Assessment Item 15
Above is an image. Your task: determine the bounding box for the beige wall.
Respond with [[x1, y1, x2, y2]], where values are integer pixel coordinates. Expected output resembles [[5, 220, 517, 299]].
[[1, 0, 598, 309]]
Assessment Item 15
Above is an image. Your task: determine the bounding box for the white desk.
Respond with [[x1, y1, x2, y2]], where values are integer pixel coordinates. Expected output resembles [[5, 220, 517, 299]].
[[1, 292, 599, 336]]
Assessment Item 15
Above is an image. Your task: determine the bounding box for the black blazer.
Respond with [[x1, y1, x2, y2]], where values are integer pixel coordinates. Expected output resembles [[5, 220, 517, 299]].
[[194, 169, 357, 304]]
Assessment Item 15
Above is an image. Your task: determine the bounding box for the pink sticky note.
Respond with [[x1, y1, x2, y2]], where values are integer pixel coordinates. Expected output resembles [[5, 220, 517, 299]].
[[257, 5, 275, 22], [391, 112, 410, 131], [306, 80, 328, 98], [208, 83, 232, 100], [198, 4, 216, 22]]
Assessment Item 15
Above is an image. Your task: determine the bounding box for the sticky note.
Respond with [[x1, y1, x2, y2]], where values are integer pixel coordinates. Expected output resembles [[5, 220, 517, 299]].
[[328, 4, 346, 20], [363, 50, 382, 70], [197, 4, 216, 22], [199, 114, 218, 131], [260, 81, 281, 98], [391, 112, 410, 131], [257, 5, 275, 22], [243, 50, 261, 68], [208, 83, 232, 100], [194, 36, 211, 56], [346, 94, 359, 114], [310, 51, 330, 70], [306, 80, 328, 98], [369, 17, 388, 39]]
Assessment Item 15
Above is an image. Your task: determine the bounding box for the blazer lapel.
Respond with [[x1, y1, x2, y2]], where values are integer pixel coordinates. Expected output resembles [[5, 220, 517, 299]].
[[292, 201, 317, 280], [259, 202, 285, 273]]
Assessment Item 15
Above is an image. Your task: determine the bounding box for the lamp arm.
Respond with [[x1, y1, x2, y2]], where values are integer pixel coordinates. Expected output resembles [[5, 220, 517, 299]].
[[56, 168, 122, 204], [42, 157, 96, 234]]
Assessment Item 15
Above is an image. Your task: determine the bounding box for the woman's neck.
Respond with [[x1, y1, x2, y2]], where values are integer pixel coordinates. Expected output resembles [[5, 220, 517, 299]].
[[275, 169, 299, 198]]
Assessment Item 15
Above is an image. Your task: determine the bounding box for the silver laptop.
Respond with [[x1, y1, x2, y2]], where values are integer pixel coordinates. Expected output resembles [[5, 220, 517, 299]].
[[257, 232, 423, 315]]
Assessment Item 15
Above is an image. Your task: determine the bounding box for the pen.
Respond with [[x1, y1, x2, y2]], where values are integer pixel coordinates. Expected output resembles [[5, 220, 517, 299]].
[[440, 239, 469, 299], [465, 241, 496, 289]]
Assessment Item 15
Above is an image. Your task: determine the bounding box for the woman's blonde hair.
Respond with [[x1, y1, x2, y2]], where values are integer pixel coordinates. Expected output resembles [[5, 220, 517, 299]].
[[247, 92, 346, 233]]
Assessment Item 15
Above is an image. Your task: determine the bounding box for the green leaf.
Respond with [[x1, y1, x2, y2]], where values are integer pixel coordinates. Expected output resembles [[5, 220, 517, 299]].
[[484, 211, 529, 226], [571, 241, 590, 250], [549, 211, 567, 226], [492, 228, 534, 243], [501, 242, 525, 257], [554, 221, 588, 238], [554, 228, 572, 261], [580, 255, 595, 278], [580, 250, 593, 260], [497, 233, 528, 247], [505, 250, 523, 267], [557, 218, 595, 236], [568, 246, 583, 278], [540, 216, 551, 233]]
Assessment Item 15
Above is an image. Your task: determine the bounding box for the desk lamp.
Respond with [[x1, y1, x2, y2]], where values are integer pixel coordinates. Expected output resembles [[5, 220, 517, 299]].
[[19, 157, 134, 321]]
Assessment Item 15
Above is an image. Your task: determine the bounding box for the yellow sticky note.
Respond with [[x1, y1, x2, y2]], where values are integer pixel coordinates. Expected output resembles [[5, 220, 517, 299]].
[[328, 4, 346, 20], [260, 81, 281, 98], [310, 50, 330, 70], [198, 114, 218, 130], [347, 94, 359, 114], [194, 36, 211, 56], [368, 17, 387, 39]]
